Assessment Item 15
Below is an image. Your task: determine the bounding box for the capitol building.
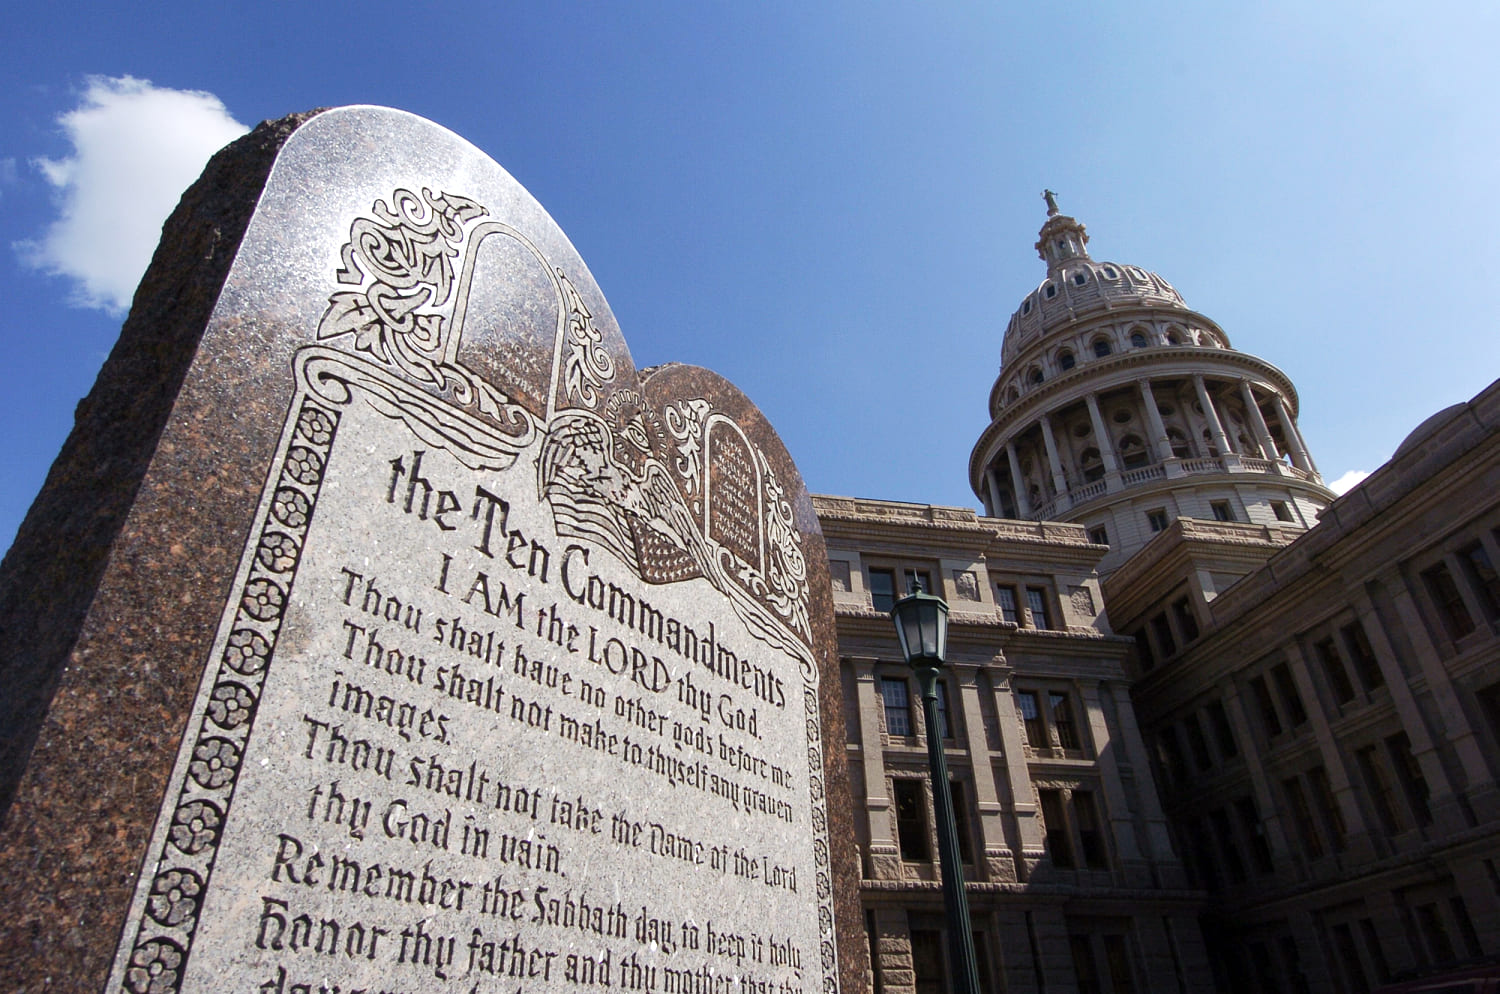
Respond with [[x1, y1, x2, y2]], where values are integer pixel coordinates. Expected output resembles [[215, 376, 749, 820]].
[[819, 197, 1500, 993]]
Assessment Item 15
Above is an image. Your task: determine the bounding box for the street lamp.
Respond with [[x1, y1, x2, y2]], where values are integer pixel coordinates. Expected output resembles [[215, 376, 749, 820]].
[[890, 586, 981, 994]]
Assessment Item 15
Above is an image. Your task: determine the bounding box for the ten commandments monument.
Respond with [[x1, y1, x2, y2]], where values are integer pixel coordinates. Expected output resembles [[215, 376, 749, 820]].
[[0, 107, 864, 994]]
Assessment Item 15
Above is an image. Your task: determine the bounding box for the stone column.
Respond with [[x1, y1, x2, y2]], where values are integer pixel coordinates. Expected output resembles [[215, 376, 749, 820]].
[[1084, 393, 1122, 489], [983, 467, 1002, 518], [959, 667, 1014, 882], [1079, 682, 1146, 884], [1273, 394, 1315, 474], [1193, 374, 1233, 459], [1220, 682, 1300, 870], [1038, 413, 1070, 506], [991, 673, 1046, 877], [1240, 379, 1279, 462], [1139, 378, 1173, 465], [1367, 577, 1497, 821], [1006, 441, 1032, 518], [852, 657, 901, 879], [1108, 683, 1185, 886]]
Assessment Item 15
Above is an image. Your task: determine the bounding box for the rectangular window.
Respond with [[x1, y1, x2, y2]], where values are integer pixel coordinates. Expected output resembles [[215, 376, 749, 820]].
[[1415, 903, 1456, 965], [1422, 562, 1476, 639], [1271, 663, 1308, 727], [1185, 714, 1213, 771], [1157, 724, 1189, 783], [1458, 541, 1500, 618], [904, 568, 933, 597], [1206, 699, 1239, 757], [1330, 923, 1368, 994], [1341, 620, 1385, 691], [1172, 596, 1201, 642], [1088, 525, 1109, 546], [1151, 612, 1177, 657], [949, 779, 974, 864], [1074, 791, 1109, 869], [1050, 691, 1080, 751], [1308, 766, 1347, 852], [1209, 808, 1247, 883], [909, 929, 945, 994], [893, 779, 930, 861], [1026, 587, 1053, 629], [1315, 637, 1356, 705], [995, 585, 1019, 624], [880, 677, 912, 737], [1249, 676, 1283, 737], [1016, 691, 1046, 749], [1356, 745, 1402, 836], [1272, 500, 1294, 522], [1133, 629, 1155, 671], [935, 679, 953, 740], [1103, 934, 1137, 994], [1039, 789, 1074, 868], [869, 568, 897, 613], [1235, 795, 1274, 874], [1211, 500, 1235, 522], [1385, 731, 1432, 826], [1283, 775, 1324, 858], [1148, 508, 1169, 532], [1360, 919, 1392, 984], [1070, 936, 1101, 991]]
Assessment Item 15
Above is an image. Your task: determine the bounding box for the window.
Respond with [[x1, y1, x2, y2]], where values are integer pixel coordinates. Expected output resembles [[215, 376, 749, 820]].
[[996, 585, 1020, 624], [1029, 366, 1044, 385], [1209, 808, 1247, 883], [1172, 597, 1200, 642], [1039, 789, 1075, 868], [1184, 714, 1213, 771], [904, 568, 933, 596], [1050, 691, 1080, 750], [870, 568, 896, 613], [1044, 282, 1057, 299], [1356, 745, 1402, 836], [1386, 731, 1432, 827], [1027, 587, 1053, 629], [948, 780, 973, 863], [881, 677, 913, 736], [935, 679, 953, 739], [1103, 266, 1119, 279], [909, 929, 944, 994], [1341, 621, 1385, 691], [1119, 435, 1149, 470], [1147, 508, 1169, 532], [1016, 691, 1046, 748], [1315, 637, 1356, 705], [1088, 525, 1109, 545], [1283, 775, 1324, 859], [1422, 562, 1475, 639], [1459, 540, 1500, 618], [893, 779, 930, 860], [1092, 338, 1113, 358], [1235, 796, 1275, 874], [1308, 766, 1347, 852], [1270, 663, 1307, 727], [1271, 500, 1294, 522], [1249, 676, 1283, 737], [1133, 629, 1155, 671], [1156, 725, 1189, 783], [1150, 613, 1176, 657], [1073, 271, 1087, 286], [1059, 350, 1076, 371], [1330, 923, 1368, 994], [1206, 700, 1238, 757], [1130, 331, 1148, 348], [1081, 447, 1105, 482], [1211, 500, 1235, 523], [1167, 429, 1192, 459], [1074, 791, 1110, 869]]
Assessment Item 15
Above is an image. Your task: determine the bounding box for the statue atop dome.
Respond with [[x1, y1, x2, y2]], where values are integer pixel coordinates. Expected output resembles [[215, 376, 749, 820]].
[[1043, 189, 1060, 216]]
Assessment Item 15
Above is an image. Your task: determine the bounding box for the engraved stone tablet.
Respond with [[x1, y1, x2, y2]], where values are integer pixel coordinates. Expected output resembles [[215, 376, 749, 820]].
[[0, 107, 863, 994]]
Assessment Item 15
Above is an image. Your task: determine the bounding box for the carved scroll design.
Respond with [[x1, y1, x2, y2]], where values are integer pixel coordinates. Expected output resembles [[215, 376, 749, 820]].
[[559, 268, 615, 410], [115, 399, 339, 994]]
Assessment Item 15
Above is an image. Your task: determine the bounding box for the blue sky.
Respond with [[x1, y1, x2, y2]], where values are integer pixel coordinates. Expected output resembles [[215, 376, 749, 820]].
[[4, 3, 1499, 556]]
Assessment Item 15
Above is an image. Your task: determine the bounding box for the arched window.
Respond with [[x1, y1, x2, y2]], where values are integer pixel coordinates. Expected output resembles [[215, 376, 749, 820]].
[[1167, 428, 1191, 459], [1102, 266, 1119, 279], [1081, 447, 1104, 483], [1044, 283, 1057, 299], [1006, 385, 1020, 404], [1029, 367, 1045, 386], [1202, 428, 1219, 458], [1165, 330, 1182, 345], [1022, 299, 1032, 315], [1093, 338, 1113, 358], [1059, 350, 1076, 371], [1130, 330, 1148, 349], [1119, 435, 1149, 470]]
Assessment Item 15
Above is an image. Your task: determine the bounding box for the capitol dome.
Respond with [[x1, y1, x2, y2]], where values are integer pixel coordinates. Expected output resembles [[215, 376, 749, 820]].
[[971, 194, 1335, 572]]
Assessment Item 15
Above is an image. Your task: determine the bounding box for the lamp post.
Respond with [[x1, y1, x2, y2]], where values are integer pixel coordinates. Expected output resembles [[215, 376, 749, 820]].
[[890, 587, 981, 994]]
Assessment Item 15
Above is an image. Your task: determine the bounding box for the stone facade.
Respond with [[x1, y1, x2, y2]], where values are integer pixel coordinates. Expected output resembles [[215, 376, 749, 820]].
[[815, 496, 1212, 993], [821, 200, 1500, 993]]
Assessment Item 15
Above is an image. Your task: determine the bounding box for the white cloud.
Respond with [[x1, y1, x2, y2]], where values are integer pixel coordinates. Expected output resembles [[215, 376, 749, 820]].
[[1329, 469, 1370, 495], [17, 76, 248, 314]]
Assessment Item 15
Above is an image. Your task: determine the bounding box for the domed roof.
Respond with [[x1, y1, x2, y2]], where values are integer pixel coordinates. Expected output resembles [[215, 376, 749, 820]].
[[1000, 198, 1194, 366], [1394, 403, 1468, 458]]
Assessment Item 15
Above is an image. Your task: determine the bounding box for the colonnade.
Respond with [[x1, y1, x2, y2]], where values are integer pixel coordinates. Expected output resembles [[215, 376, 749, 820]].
[[983, 374, 1318, 519]]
